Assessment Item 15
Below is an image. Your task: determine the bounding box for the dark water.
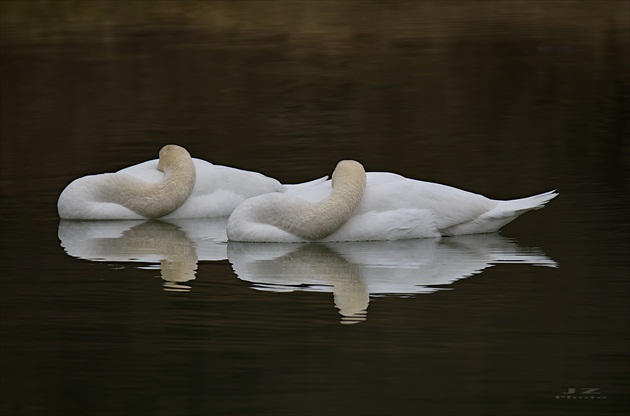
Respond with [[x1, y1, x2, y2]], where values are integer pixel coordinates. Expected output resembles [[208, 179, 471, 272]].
[[1, 3, 629, 416]]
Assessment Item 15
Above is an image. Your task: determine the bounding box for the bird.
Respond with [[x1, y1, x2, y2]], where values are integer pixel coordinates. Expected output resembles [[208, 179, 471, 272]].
[[226, 160, 558, 242], [58, 144, 196, 220], [57, 144, 325, 220]]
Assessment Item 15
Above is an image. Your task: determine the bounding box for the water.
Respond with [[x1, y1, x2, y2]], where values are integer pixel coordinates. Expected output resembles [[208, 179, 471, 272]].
[[1, 2, 628, 415]]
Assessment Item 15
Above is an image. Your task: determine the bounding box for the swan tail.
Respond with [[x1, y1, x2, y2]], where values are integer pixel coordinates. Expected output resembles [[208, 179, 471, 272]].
[[440, 190, 558, 236], [495, 190, 559, 217], [282, 176, 329, 191]]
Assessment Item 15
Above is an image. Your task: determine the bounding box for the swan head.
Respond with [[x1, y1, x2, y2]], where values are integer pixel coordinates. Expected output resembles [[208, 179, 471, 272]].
[[331, 160, 366, 189], [157, 144, 192, 172]]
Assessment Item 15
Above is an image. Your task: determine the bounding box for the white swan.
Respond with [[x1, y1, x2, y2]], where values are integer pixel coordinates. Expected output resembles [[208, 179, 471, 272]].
[[227, 160, 558, 242], [58, 144, 196, 219], [57, 145, 325, 220]]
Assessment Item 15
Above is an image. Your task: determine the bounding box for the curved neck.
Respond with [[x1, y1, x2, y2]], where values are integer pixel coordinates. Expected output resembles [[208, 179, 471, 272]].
[[109, 147, 196, 218], [280, 161, 366, 240]]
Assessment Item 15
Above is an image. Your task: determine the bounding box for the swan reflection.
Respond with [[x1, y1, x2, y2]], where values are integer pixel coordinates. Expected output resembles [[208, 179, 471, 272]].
[[59, 219, 557, 323], [58, 218, 229, 291], [227, 235, 557, 324]]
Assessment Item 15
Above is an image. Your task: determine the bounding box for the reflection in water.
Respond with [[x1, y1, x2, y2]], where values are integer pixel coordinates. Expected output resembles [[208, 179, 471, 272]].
[[233, 244, 371, 324], [59, 218, 557, 323], [58, 218, 229, 291], [228, 235, 557, 324]]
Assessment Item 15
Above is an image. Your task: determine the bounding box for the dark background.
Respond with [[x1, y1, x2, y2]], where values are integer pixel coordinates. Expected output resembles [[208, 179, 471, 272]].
[[1, 1, 628, 415]]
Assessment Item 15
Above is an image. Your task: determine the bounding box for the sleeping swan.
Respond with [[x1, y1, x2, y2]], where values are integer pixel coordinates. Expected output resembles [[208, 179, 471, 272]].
[[227, 161, 558, 242], [58, 144, 196, 219], [58, 144, 325, 220]]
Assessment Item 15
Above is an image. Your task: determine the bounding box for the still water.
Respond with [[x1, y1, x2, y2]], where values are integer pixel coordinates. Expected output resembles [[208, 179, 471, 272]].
[[1, 2, 628, 415]]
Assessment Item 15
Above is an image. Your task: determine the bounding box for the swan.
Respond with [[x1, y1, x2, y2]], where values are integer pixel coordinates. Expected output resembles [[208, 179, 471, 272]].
[[57, 145, 325, 220], [58, 144, 196, 219], [227, 160, 558, 242]]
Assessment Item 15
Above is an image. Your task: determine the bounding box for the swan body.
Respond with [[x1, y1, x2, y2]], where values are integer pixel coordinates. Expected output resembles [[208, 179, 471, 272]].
[[58, 145, 326, 220], [227, 165, 558, 242]]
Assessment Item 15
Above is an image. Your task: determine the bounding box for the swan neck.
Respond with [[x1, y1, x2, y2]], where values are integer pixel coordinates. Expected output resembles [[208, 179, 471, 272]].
[[113, 146, 196, 218], [285, 162, 366, 240]]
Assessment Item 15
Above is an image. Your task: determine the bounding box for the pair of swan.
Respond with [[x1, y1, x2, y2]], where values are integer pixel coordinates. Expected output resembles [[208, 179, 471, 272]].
[[58, 145, 557, 242]]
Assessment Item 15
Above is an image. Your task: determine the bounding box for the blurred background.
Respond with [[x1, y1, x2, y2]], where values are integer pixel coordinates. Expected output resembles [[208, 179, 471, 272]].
[[2, 0, 628, 211], [1, 1, 628, 415]]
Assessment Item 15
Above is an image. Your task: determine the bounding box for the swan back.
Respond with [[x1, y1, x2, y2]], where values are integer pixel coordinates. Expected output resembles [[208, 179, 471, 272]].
[[227, 160, 367, 242]]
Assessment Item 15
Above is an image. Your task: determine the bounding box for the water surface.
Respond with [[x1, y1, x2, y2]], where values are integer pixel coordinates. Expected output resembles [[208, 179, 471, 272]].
[[1, 2, 628, 415]]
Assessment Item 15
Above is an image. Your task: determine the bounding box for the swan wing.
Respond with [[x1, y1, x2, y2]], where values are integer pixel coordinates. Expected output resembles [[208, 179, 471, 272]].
[[356, 178, 497, 229], [323, 209, 441, 241]]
